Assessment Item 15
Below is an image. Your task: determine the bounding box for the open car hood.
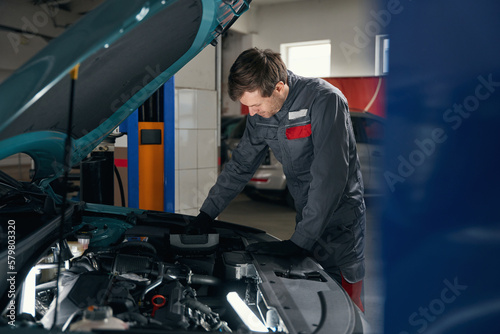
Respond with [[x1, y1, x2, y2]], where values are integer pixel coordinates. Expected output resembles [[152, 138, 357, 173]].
[[0, 0, 249, 184]]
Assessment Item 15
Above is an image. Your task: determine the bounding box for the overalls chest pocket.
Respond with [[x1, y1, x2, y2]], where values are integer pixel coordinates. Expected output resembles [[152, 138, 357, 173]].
[[255, 123, 278, 142], [285, 115, 314, 173]]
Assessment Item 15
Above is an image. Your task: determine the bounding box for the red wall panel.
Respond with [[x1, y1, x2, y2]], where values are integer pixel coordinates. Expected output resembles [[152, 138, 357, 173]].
[[323, 77, 386, 118], [239, 77, 386, 118]]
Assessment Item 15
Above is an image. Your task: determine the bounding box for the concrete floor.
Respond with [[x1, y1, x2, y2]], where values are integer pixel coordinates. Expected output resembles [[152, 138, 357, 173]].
[[219, 193, 384, 333]]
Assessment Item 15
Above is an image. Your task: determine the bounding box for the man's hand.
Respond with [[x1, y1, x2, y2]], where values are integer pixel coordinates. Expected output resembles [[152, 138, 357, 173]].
[[186, 211, 213, 234], [246, 240, 304, 257]]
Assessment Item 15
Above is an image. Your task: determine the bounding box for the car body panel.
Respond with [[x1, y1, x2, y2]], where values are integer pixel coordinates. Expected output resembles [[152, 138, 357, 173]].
[[249, 252, 361, 334], [365, 142, 384, 193], [355, 141, 371, 190], [350, 111, 385, 194]]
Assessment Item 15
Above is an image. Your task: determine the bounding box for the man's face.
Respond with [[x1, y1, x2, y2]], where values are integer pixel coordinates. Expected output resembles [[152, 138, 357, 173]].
[[239, 83, 287, 118]]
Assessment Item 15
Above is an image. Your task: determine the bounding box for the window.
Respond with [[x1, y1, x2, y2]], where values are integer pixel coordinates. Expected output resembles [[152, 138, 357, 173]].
[[375, 35, 389, 76], [352, 117, 384, 145], [280, 40, 331, 77]]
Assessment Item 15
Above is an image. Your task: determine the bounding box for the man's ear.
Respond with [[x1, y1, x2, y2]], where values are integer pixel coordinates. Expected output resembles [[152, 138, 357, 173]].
[[275, 81, 285, 93]]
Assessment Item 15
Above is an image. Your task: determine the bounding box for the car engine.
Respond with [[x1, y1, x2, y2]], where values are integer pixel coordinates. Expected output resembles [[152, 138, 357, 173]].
[[29, 219, 269, 333]]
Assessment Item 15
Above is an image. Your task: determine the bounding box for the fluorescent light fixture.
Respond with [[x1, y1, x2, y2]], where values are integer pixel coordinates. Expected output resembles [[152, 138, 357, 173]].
[[20, 267, 39, 317], [226, 292, 268, 332]]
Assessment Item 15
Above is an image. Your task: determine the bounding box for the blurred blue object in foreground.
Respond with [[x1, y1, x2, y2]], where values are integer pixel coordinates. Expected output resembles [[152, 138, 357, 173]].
[[383, 0, 500, 333]]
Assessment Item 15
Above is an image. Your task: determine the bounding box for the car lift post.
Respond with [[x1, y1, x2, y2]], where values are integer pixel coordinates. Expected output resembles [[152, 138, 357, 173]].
[[123, 77, 175, 211]]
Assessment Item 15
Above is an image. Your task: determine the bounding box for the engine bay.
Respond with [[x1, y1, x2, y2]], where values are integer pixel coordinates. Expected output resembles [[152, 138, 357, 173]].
[[19, 211, 284, 333], [0, 199, 366, 334]]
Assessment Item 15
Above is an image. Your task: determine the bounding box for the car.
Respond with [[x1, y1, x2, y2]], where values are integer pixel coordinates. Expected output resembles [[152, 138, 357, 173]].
[[0, 0, 368, 333], [220, 115, 245, 166], [349, 110, 385, 195], [225, 110, 385, 208]]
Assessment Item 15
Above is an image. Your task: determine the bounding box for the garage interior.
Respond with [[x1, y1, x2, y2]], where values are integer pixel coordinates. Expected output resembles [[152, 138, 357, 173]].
[[0, 0, 386, 212], [0, 0, 385, 330], [0, 2, 386, 199], [1, 0, 498, 333]]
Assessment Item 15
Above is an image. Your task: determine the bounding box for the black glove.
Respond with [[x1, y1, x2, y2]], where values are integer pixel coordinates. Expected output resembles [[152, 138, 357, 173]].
[[246, 240, 304, 257], [186, 211, 213, 234]]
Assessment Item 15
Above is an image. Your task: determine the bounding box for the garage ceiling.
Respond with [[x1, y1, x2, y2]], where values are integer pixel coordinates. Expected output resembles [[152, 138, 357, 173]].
[[4, 0, 311, 17], [252, 0, 308, 5], [6, 0, 311, 16]]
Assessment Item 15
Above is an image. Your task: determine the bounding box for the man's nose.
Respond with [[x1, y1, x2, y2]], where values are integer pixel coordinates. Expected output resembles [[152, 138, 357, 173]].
[[249, 107, 258, 116]]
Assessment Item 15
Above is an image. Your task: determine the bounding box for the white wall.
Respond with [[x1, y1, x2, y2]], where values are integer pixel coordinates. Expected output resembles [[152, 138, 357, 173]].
[[221, 31, 254, 115], [245, 0, 378, 77], [175, 46, 216, 90], [174, 46, 219, 215]]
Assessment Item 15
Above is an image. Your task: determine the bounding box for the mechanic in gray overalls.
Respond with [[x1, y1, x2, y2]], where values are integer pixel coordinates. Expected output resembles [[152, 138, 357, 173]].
[[192, 48, 366, 311]]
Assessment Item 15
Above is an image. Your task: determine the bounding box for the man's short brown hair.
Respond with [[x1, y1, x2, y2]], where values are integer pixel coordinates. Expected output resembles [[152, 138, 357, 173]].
[[228, 48, 288, 101]]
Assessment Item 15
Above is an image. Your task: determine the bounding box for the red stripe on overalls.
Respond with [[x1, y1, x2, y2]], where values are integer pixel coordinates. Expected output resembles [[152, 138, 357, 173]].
[[285, 124, 312, 139]]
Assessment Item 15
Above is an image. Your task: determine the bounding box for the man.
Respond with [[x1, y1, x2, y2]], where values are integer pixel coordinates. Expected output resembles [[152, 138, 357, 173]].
[[192, 48, 366, 311]]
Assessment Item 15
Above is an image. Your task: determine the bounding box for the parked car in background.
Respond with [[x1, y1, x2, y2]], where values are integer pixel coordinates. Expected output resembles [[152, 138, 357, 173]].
[[225, 110, 385, 208], [349, 110, 385, 195], [0, 1, 368, 333], [220, 115, 245, 166]]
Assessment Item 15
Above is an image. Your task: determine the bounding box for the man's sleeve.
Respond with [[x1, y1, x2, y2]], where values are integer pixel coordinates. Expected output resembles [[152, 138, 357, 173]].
[[290, 92, 351, 250], [200, 117, 269, 218]]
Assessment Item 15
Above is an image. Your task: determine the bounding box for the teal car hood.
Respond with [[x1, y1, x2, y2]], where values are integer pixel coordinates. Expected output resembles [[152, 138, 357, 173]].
[[0, 0, 249, 186]]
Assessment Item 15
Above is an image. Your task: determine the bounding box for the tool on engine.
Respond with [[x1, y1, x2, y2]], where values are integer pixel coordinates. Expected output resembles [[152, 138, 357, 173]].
[[151, 294, 166, 317]]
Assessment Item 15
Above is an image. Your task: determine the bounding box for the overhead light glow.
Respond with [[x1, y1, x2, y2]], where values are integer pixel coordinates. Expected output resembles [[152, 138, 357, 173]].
[[226, 292, 268, 332], [136, 6, 149, 21], [20, 267, 39, 317]]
